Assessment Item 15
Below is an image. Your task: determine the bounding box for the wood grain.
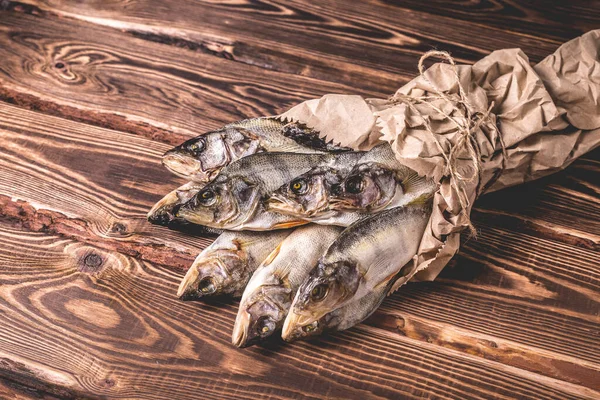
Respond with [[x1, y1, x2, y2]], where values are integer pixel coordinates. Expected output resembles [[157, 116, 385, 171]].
[[372, 222, 600, 388], [0, 102, 210, 270], [0, 378, 52, 400], [473, 155, 600, 250], [16, 0, 575, 91], [0, 9, 353, 143], [376, 0, 600, 43], [0, 223, 597, 400]]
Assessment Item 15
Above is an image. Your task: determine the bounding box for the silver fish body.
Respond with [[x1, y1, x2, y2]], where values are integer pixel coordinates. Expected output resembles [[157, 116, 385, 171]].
[[177, 152, 338, 230], [177, 229, 292, 300], [163, 118, 350, 182], [281, 202, 432, 341], [232, 225, 342, 347]]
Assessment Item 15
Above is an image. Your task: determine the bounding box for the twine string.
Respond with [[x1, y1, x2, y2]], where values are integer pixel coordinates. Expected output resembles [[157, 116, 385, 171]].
[[389, 50, 498, 236]]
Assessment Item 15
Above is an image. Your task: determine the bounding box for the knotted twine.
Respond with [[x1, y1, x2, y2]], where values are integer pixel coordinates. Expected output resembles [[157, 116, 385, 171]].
[[388, 50, 506, 236]]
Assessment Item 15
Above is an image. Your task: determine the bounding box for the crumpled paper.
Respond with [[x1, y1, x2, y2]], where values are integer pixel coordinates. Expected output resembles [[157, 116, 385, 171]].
[[280, 30, 600, 292]]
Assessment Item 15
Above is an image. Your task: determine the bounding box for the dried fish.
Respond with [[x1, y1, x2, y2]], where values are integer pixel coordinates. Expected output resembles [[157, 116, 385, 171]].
[[232, 225, 342, 347], [281, 202, 431, 341], [176, 152, 337, 230], [266, 143, 435, 226], [331, 143, 436, 213], [177, 229, 292, 300], [163, 118, 350, 182]]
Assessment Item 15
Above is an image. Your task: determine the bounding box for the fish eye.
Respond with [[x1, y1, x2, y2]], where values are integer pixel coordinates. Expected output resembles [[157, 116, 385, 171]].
[[187, 138, 205, 156], [197, 189, 216, 206], [198, 277, 216, 294], [290, 178, 308, 195], [310, 284, 328, 301], [256, 316, 275, 336], [345, 175, 364, 194]]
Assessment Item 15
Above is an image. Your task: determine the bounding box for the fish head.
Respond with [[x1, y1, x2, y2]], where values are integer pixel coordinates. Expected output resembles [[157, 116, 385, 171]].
[[232, 277, 291, 347], [147, 183, 205, 226], [147, 189, 181, 226], [330, 163, 398, 211], [177, 243, 250, 300], [163, 127, 263, 182], [176, 177, 261, 229], [162, 132, 231, 182], [281, 260, 361, 341], [266, 167, 342, 218]]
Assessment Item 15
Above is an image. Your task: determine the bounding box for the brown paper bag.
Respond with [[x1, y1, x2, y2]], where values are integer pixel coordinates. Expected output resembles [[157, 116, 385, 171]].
[[280, 30, 600, 293]]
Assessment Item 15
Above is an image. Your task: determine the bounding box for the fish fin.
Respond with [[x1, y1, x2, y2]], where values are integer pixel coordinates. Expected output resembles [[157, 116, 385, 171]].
[[360, 249, 417, 297], [387, 276, 411, 296], [406, 192, 434, 207], [261, 241, 283, 267], [271, 220, 308, 229], [374, 270, 401, 291], [383, 259, 420, 295], [273, 117, 353, 153], [402, 172, 437, 196], [233, 127, 260, 141]]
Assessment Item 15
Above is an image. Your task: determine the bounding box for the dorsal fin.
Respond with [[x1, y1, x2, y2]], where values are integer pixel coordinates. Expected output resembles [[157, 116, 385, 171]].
[[274, 117, 353, 153]]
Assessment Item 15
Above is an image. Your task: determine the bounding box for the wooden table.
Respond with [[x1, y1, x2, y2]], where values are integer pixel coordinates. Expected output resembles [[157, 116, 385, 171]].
[[0, 1, 598, 399]]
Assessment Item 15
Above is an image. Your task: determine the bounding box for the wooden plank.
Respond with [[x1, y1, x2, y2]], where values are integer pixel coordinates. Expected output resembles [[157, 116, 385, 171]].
[[16, 0, 573, 95], [0, 101, 598, 392], [0, 102, 209, 270], [0, 9, 352, 144], [473, 155, 600, 250], [0, 223, 597, 400], [375, 0, 600, 43]]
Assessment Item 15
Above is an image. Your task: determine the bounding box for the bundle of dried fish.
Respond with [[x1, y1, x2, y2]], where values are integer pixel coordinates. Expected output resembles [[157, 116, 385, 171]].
[[176, 151, 367, 230], [151, 116, 434, 346], [232, 225, 342, 347], [282, 201, 431, 341]]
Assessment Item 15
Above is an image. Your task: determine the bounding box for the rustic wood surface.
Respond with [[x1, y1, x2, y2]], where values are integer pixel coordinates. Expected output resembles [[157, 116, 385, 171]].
[[0, 1, 598, 399]]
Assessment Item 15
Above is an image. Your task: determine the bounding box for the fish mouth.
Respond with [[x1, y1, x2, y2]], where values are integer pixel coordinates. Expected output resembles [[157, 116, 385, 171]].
[[176, 204, 213, 227], [177, 265, 201, 299], [264, 194, 304, 216], [266, 194, 330, 219], [281, 311, 322, 342], [328, 197, 356, 210], [147, 190, 181, 226], [231, 311, 252, 348], [177, 263, 225, 300], [162, 151, 208, 181]]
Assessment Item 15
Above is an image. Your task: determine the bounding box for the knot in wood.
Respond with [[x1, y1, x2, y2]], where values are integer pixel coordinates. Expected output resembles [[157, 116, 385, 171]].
[[110, 222, 127, 235], [82, 252, 103, 272], [54, 62, 65, 69], [103, 378, 116, 388]]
